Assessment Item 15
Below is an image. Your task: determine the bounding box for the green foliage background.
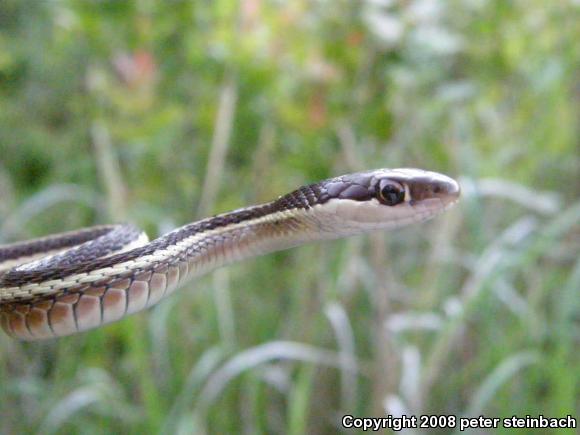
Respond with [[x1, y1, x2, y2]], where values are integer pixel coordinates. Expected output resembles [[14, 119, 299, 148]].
[[0, 0, 578, 433]]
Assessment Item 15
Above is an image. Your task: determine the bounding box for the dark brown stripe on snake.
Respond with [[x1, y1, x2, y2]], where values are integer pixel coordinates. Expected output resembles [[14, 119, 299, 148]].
[[0, 170, 446, 289], [1, 180, 335, 286], [0, 226, 120, 262]]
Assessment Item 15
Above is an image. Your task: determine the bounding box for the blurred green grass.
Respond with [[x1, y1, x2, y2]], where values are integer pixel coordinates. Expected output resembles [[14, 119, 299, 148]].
[[0, 0, 578, 434]]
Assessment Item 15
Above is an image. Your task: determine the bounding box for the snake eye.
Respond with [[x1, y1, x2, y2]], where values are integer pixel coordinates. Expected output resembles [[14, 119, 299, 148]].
[[378, 182, 405, 206]]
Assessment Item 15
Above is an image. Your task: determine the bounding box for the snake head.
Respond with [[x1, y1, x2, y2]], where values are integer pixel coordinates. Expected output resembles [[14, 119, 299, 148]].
[[313, 168, 460, 232]]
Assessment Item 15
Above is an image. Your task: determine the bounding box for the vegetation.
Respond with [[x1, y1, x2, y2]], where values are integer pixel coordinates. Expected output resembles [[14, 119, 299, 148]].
[[0, 0, 578, 433]]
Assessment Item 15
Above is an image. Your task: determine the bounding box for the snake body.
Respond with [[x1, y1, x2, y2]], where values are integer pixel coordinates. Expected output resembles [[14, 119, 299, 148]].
[[0, 168, 460, 341]]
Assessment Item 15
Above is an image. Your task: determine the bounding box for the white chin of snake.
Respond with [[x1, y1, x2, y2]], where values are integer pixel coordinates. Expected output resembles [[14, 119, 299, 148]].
[[312, 196, 455, 235]]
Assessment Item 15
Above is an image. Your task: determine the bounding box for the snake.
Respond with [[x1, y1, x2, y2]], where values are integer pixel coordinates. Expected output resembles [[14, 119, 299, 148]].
[[0, 168, 460, 341]]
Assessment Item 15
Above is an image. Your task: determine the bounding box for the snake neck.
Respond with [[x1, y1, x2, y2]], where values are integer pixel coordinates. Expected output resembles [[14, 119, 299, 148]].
[[182, 205, 322, 279]]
